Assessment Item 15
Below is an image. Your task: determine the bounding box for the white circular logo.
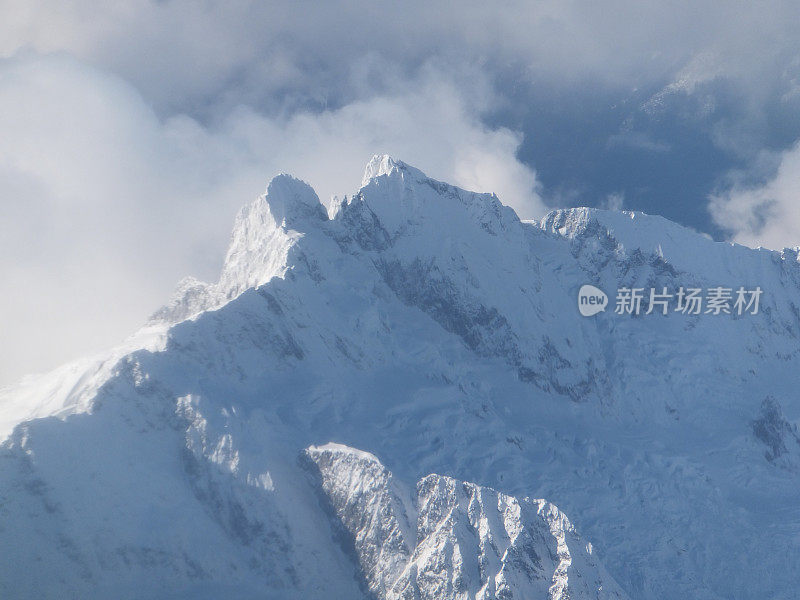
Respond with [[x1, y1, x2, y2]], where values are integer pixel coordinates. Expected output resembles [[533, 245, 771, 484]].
[[578, 284, 608, 317]]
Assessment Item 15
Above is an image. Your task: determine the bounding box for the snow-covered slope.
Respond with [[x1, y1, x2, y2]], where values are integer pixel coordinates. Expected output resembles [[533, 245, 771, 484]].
[[2, 155, 800, 599]]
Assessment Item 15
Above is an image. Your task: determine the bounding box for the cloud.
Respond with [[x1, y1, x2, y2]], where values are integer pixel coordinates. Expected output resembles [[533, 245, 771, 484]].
[[5, 1, 799, 117], [606, 131, 671, 153], [602, 193, 625, 211], [709, 145, 800, 249], [5, 1, 800, 384], [0, 54, 543, 385]]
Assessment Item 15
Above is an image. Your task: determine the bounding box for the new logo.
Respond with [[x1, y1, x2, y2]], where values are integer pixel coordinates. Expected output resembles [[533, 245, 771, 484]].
[[578, 284, 608, 317]]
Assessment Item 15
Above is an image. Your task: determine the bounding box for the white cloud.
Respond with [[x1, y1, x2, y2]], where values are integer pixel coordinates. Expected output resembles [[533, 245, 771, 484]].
[[0, 54, 543, 385], [710, 145, 800, 249], [602, 193, 625, 211]]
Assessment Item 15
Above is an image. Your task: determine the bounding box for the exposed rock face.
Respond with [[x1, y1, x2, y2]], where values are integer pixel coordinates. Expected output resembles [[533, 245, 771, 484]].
[[306, 443, 628, 600], [752, 396, 800, 465]]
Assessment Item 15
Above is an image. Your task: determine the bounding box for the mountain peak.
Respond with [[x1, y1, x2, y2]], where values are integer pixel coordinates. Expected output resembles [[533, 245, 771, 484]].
[[216, 174, 327, 300], [361, 154, 428, 188], [263, 173, 327, 228], [541, 206, 726, 270], [361, 154, 403, 187]]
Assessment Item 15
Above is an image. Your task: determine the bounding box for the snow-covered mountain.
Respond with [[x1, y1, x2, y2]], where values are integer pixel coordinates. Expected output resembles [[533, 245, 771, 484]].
[[2, 155, 800, 599]]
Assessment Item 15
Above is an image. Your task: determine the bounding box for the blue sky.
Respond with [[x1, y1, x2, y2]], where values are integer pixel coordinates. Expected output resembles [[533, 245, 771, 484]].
[[3, 1, 800, 383]]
